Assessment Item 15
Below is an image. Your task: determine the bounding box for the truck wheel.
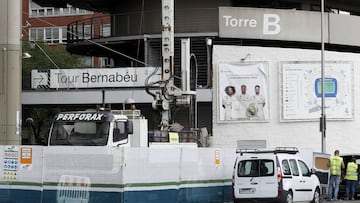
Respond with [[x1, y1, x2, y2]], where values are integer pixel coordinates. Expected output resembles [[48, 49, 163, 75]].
[[311, 188, 320, 203]]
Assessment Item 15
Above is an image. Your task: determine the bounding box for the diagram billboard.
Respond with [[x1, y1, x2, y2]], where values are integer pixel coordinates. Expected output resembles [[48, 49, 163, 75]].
[[281, 61, 353, 121]]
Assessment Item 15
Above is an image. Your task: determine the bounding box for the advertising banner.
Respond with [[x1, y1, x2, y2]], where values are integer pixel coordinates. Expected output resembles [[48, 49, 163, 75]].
[[281, 61, 353, 121], [217, 62, 269, 122]]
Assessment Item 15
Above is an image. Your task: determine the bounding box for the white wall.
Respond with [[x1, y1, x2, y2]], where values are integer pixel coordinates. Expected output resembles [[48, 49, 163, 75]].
[[212, 45, 360, 154]]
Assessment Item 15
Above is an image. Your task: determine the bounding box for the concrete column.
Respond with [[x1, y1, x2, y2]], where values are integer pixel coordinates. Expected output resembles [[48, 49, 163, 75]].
[[0, 0, 22, 145]]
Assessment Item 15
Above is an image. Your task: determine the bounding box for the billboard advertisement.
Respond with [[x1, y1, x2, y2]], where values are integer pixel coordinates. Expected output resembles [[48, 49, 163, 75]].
[[217, 62, 269, 122]]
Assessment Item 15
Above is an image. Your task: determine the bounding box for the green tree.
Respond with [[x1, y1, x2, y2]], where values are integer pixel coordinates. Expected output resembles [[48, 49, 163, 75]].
[[22, 40, 86, 89]]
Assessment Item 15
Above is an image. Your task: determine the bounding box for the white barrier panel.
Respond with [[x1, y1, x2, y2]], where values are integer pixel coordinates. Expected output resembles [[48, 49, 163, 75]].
[[123, 147, 181, 190], [0, 146, 44, 202], [56, 175, 91, 203], [122, 148, 236, 202], [0, 146, 237, 203]]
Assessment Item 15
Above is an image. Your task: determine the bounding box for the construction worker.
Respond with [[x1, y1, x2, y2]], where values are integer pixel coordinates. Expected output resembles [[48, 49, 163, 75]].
[[327, 150, 345, 201], [344, 157, 358, 200]]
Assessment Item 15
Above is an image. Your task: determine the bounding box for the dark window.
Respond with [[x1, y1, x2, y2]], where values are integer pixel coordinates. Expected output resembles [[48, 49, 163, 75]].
[[289, 159, 300, 176], [237, 159, 274, 177], [282, 159, 291, 175], [49, 121, 109, 146], [113, 121, 127, 142], [298, 160, 311, 176]]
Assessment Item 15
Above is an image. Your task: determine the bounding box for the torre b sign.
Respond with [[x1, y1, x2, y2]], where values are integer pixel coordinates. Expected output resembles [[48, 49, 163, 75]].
[[219, 7, 326, 43], [219, 7, 360, 47]]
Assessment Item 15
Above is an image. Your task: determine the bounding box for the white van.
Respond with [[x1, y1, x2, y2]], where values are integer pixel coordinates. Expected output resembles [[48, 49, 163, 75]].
[[232, 147, 321, 203]]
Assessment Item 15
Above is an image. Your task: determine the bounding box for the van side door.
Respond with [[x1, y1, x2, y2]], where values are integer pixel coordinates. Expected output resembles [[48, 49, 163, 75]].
[[298, 159, 316, 201], [289, 159, 307, 201]]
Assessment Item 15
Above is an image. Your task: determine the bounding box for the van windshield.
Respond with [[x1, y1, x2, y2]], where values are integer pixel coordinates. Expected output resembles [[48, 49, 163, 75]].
[[49, 120, 110, 146], [237, 159, 274, 177]]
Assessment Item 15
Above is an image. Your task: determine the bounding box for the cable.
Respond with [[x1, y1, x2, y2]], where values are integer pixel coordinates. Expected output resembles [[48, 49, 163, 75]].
[[136, 0, 145, 67], [145, 66, 162, 99], [22, 28, 60, 69], [190, 53, 198, 90]]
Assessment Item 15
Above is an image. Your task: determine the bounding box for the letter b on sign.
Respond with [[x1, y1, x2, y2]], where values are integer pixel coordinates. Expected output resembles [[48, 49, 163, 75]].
[[263, 14, 280, 35]]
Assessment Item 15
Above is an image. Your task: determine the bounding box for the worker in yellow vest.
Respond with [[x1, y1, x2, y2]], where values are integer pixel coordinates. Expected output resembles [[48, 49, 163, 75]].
[[327, 150, 345, 201], [345, 157, 358, 200]]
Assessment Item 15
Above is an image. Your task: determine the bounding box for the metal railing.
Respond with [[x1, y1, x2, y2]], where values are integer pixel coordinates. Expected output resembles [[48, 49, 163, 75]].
[[67, 15, 111, 43], [67, 8, 218, 43]]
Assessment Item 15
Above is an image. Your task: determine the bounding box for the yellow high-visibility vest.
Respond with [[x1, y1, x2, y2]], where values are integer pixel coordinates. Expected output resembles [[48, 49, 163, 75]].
[[329, 156, 343, 175], [345, 162, 358, 181]]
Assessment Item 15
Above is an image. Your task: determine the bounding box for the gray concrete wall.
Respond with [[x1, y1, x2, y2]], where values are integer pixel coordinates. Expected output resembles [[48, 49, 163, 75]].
[[0, 0, 21, 144]]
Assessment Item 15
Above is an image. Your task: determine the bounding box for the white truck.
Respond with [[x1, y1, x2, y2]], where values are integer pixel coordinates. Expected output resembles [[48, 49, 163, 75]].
[[47, 109, 148, 147]]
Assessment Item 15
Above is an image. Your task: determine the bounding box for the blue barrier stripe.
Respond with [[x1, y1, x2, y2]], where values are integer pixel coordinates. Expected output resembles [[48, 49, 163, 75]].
[[0, 185, 234, 203]]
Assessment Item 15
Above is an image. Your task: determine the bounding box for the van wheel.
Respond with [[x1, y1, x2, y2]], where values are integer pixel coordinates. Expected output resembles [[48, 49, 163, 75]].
[[311, 188, 320, 203], [284, 191, 293, 203]]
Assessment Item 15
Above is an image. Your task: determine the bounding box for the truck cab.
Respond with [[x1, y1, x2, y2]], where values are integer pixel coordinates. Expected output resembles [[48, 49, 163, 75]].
[[48, 110, 141, 147]]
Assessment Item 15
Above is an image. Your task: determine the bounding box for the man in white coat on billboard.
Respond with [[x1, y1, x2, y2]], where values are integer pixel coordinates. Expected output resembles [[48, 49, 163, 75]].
[[253, 85, 266, 120]]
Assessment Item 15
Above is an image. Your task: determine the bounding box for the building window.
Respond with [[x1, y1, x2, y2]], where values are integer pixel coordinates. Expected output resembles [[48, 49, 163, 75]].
[[29, 29, 37, 40], [101, 24, 111, 37], [54, 8, 60, 15], [29, 27, 69, 44], [38, 9, 45, 16], [29, 1, 93, 17], [53, 28, 59, 43], [45, 28, 52, 43], [38, 29, 44, 41], [63, 7, 70, 15], [82, 56, 93, 67], [46, 8, 53, 16], [76, 25, 92, 39], [100, 57, 114, 68], [61, 27, 68, 43]]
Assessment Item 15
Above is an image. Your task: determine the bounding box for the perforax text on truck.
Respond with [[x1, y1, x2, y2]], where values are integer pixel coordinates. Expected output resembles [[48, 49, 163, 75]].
[[56, 113, 104, 121]]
